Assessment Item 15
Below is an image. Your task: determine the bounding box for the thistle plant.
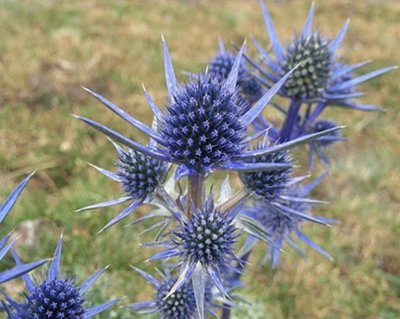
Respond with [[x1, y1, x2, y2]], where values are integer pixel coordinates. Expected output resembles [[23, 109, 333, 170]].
[[0, 1, 395, 318]]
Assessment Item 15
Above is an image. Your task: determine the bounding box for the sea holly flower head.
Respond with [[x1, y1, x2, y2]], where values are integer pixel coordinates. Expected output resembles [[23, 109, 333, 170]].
[[250, 0, 396, 106], [0, 173, 47, 285], [2, 236, 117, 319]]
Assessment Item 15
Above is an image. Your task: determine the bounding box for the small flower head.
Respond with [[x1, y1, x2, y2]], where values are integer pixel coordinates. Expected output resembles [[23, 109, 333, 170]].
[[23, 279, 85, 319], [282, 34, 332, 99], [240, 145, 293, 200], [176, 202, 238, 267], [156, 277, 196, 319], [117, 147, 167, 200], [161, 75, 246, 172]]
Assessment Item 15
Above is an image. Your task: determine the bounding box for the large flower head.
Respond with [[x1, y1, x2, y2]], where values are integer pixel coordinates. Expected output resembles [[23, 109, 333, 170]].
[[249, 1, 396, 105], [243, 175, 334, 268], [0, 173, 47, 285], [2, 237, 117, 319], [76, 37, 340, 178]]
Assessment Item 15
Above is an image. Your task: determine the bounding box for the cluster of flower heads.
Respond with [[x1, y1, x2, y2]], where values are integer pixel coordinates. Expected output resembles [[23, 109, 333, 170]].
[[0, 1, 395, 319]]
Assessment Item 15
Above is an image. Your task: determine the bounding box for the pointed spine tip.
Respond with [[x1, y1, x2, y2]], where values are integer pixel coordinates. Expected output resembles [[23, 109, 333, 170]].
[[161, 33, 165, 42]]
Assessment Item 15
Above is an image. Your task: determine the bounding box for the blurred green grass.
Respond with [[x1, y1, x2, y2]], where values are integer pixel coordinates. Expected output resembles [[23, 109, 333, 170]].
[[0, 0, 399, 318]]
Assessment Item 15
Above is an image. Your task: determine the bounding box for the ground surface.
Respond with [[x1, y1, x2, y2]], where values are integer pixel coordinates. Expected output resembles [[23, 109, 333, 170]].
[[0, 1, 399, 318]]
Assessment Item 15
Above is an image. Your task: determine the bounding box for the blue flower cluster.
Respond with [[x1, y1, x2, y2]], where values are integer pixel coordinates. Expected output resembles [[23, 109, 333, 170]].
[[0, 1, 395, 319]]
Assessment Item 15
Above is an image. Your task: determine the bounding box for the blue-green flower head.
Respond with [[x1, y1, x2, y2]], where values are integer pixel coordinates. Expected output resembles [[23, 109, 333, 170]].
[[239, 143, 293, 200], [1, 173, 48, 285], [311, 120, 342, 147], [251, 1, 396, 105], [282, 33, 333, 100], [117, 147, 167, 200], [162, 75, 246, 172], [2, 237, 117, 319]]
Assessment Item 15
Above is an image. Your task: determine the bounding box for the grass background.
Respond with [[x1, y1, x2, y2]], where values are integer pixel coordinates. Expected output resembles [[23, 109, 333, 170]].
[[0, 0, 399, 318]]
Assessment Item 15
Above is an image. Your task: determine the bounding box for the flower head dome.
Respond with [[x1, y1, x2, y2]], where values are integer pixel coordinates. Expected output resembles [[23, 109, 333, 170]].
[[281, 33, 332, 100], [0, 173, 47, 285], [161, 75, 246, 171], [2, 237, 117, 319]]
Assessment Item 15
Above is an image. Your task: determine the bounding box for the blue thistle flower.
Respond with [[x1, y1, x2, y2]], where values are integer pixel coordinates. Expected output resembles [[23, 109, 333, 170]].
[[0, 173, 47, 285], [251, 1, 396, 106], [2, 236, 117, 319], [76, 139, 168, 233], [75, 37, 341, 177], [243, 175, 334, 268]]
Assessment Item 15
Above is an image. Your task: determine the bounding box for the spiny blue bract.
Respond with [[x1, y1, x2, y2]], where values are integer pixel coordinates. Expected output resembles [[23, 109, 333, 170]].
[[20, 279, 85, 319], [239, 147, 293, 200], [175, 206, 237, 266], [208, 51, 263, 104], [156, 277, 196, 319], [161, 76, 246, 172], [117, 147, 167, 199], [282, 34, 333, 100]]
